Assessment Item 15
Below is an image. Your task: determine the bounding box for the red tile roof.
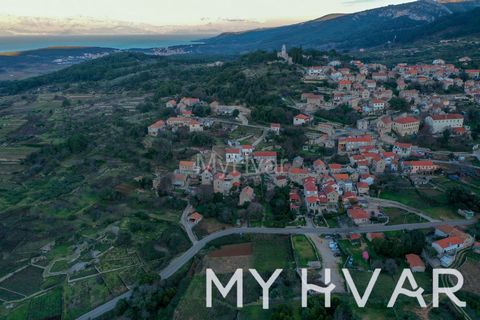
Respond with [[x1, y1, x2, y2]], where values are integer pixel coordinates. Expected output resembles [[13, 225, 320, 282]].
[[149, 120, 165, 128], [403, 160, 435, 167], [394, 142, 412, 148], [329, 163, 342, 170], [290, 167, 308, 175], [348, 208, 369, 220], [395, 116, 419, 124], [295, 114, 311, 120], [254, 151, 277, 157], [357, 182, 369, 189], [367, 232, 384, 240], [430, 114, 464, 121], [225, 148, 241, 154], [433, 236, 465, 249], [405, 254, 425, 268]]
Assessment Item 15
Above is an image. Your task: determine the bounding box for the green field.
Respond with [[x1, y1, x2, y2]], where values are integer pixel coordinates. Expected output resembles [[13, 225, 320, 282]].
[[291, 235, 318, 268], [4, 303, 29, 320], [50, 260, 70, 273], [28, 288, 63, 320], [351, 271, 432, 304], [380, 187, 458, 220], [252, 235, 293, 272], [0, 266, 44, 297], [383, 207, 427, 225]]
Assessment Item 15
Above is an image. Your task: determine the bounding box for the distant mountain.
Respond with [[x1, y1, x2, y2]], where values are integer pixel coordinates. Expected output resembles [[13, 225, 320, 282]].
[[194, 0, 480, 54], [0, 15, 300, 37]]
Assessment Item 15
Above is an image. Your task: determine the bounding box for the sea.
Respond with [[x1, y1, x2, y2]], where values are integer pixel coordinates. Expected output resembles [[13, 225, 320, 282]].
[[0, 34, 211, 53]]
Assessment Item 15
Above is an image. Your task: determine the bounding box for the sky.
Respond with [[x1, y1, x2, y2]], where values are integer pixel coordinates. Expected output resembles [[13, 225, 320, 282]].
[[1, 0, 416, 26]]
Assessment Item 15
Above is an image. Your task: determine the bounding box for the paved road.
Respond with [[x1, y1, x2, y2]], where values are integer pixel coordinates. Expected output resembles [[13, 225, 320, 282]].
[[434, 160, 480, 170], [180, 204, 198, 244], [159, 219, 475, 279], [76, 290, 132, 320], [212, 119, 269, 130], [77, 219, 476, 320], [252, 129, 268, 147]]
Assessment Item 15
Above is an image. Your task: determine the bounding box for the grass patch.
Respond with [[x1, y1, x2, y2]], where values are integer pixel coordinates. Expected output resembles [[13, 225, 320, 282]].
[[291, 235, 318, 268], [28, 287, 63, 320], [4, 303, 29, 320], [351, 271, 432, 305], [380, 187, 457, 220], [383, 207, 427, 225], [252, 235, 293, 272], [50, 260, 70, 273]]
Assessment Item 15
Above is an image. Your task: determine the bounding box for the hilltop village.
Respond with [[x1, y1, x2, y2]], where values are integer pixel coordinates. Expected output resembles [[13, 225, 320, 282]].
[[1, 43, 480, 320], [148, 47, 480, 270]]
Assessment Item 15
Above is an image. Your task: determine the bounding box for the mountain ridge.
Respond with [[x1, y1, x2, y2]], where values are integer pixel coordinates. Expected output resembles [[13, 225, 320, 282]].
[[194, 0, 480, 54]]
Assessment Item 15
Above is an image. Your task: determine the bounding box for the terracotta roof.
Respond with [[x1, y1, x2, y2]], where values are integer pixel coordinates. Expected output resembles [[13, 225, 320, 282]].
[[340, 135, 373, 143], [179, 160, 195, 168], [334, 173, 349, 181], [350, 233, 361, 240], [290, 167, 308, 174], [253, 151, 277, 157], [304, 180, 317, 190], [382, 152, 395, 158], [290, 192, 300, 201], [405, 254, 425, 268], [343, 191, 356, 199], [329, 163, 342, 170], [295, 114, 311, 120], [225, 148, 241, 154], [306, 196, 319, 204], [430, 114, 464, 121], [229, 171, 241, 177], [395, 116, 419, 124], [348, 208, 369, 219], [394, 142, 412, 148], [403, 160, 435, 167], [433, 236, 465, 249], [149, 120, 165, 128], [189, 212, 203, 221], [367, 232, 384, 240], [314, 159, 326, 167], [357, 182, 369, 189]]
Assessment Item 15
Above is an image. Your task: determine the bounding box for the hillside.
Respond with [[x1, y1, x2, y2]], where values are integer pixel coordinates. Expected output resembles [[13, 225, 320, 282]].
[[193, 0, 480, 54]]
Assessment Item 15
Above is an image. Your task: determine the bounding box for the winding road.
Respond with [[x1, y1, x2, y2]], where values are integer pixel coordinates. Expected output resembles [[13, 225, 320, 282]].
[[77, 219, 477, 320]]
